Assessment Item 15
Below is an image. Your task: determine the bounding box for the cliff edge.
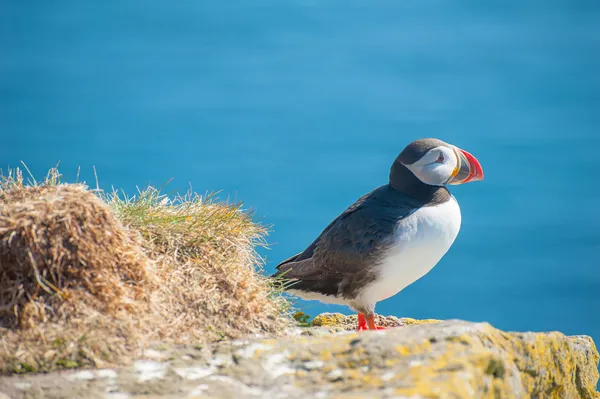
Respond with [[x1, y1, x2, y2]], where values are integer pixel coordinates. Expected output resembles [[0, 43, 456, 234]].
[[1, 315, 598, 398]]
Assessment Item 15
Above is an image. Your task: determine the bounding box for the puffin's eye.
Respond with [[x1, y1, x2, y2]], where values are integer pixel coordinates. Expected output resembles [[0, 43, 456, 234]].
[[436, 153, 445, 163]]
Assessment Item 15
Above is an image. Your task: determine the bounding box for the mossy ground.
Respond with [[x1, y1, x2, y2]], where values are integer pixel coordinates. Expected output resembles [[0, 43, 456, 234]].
[[0, 167, 291, 374]]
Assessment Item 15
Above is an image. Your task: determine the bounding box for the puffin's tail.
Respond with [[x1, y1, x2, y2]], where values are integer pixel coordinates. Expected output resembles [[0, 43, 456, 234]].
[[269, 268, 295, 290], [269, 271, 282, 279], [269, 253, 303, 283]]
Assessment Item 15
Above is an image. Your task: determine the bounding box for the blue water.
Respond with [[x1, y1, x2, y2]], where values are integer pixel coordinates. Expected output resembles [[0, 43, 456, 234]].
[[2, 1, 599, 352]]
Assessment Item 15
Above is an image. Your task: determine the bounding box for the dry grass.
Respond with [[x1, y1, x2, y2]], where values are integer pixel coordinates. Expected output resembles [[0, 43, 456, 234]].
[[0, 167, 290, 374], [106, 182, 290, 342]]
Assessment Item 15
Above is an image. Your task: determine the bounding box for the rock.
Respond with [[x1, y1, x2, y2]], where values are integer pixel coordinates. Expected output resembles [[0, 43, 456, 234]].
[[310, 312, 442, 329], [1, 316, 598, 399]]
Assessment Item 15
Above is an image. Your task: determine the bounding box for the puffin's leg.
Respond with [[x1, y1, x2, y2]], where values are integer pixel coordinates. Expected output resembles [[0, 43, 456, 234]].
[[357, 313, 368, 331], [366, 313, 387, 330]]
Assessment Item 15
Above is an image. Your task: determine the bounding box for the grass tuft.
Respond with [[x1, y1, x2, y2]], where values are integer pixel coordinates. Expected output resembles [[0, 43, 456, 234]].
[[104, 184, 290, 341], [0, 167, 291, 374]]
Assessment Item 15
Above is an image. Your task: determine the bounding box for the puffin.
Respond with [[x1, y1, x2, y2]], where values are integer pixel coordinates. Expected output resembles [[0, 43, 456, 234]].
[[271, 138, 484, 331]]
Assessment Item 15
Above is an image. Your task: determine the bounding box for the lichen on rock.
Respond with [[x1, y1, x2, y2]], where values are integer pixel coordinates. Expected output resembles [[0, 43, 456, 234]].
[[2, 317, 598, 399], [311, 312, 441, 330]]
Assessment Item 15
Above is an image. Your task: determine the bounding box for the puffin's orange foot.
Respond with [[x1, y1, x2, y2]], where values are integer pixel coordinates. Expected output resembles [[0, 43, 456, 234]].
[[357, 313, 388, 331], [357, 313, 368, 331], [367, 314, 387, 330]]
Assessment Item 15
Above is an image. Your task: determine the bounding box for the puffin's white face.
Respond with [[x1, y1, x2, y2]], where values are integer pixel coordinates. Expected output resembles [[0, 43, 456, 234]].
[[394, 138, 484, 188], [404, 146, 459, 186]]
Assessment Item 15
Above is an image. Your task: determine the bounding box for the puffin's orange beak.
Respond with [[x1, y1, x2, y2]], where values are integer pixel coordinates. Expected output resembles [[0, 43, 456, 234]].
[[448, 147, 484, 185]]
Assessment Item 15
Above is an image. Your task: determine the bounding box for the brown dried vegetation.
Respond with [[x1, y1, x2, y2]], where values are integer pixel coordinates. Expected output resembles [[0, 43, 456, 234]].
[[0, 168, 289, 374]]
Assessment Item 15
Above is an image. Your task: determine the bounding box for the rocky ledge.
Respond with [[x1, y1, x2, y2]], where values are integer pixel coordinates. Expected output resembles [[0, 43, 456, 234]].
[[1, 315, 598, 399]]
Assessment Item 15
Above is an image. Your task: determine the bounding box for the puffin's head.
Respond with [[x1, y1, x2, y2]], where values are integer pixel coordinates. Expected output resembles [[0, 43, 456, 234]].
[[393, 138, 484, 187]]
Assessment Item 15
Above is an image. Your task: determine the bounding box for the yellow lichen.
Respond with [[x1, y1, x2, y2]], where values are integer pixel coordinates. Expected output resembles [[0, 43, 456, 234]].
[[403, 317, 441, 326], [395, 345, 411, 355], [320, 350, 333, 362], [296, 319, 598, 398], [311, 313, 347, 327], [390, 324, 598, 399]]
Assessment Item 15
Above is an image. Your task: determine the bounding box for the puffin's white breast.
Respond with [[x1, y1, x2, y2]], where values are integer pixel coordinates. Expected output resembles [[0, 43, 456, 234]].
[[356, 196, 462, 306]]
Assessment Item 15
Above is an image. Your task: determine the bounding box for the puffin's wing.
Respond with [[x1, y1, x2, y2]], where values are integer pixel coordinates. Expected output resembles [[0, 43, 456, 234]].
[[273, 186, 415, 284], [272, 189, 375, 279]]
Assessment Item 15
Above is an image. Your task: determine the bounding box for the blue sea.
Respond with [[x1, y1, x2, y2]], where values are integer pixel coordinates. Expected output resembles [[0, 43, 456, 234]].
[[2, 1, 599, 354]]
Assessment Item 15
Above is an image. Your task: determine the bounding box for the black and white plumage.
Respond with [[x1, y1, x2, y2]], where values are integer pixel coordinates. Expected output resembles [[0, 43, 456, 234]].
[[271, 138, 484, 330]]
